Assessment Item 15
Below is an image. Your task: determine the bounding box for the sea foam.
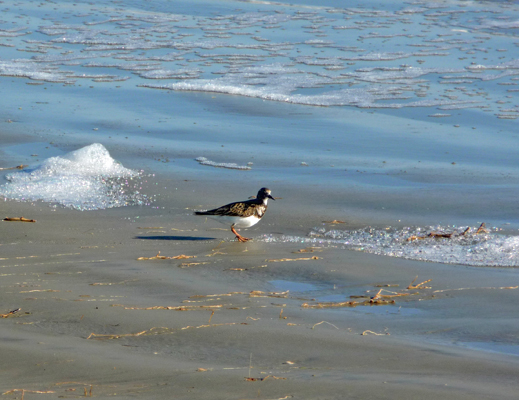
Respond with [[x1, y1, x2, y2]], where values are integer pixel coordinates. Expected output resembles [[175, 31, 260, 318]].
[[263, 225, 519, 268], [0, 143, 148, 210]]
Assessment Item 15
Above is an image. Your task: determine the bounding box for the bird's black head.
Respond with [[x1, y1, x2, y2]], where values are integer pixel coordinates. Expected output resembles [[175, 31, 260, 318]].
[[258, 187, 275, 201]]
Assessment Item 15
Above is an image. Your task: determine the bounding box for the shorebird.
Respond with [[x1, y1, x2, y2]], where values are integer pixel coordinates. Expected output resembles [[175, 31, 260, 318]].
[[194, 187, 275, 242]]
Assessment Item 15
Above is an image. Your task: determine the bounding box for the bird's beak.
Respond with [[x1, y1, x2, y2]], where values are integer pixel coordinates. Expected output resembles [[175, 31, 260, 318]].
[[268, 194, 275, 200]]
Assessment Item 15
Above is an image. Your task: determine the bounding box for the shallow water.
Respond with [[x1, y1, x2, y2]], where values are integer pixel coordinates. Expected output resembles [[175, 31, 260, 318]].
[[269, 278, 423, 317], [457, 341, 519, 357]]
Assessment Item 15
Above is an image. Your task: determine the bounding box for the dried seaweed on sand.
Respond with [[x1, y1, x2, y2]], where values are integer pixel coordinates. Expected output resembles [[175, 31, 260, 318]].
[[0, 164, 27, 171], [189, 292, 245, 298], [137, 252, 195, 260], [245, 375, 287, 382], [433, 285, 518, 293], [2, 389, 55, 397], [111, 304, 223, 311], [361, 330, 390, 336], [87, 323, 237, 340], [302, 298, 396, 309], [407, 276, 432, 290], [267, 256, 319, 262], [0, 308, 21, 318], [249, 290, 289, 298], [292, 247, 321, 254], [302, 278, 430, 309], [179, 262, 209, 268]]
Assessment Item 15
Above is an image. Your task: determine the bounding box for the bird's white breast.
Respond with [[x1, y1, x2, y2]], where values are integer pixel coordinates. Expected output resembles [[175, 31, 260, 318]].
[[234, 215, 261, 228], [208, 215, 260, 229]]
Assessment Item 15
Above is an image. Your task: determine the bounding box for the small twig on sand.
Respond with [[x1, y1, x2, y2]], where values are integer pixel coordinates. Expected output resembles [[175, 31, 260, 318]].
[[2, 389, 55, 397], [266, 256, 319, 262], [371, 289, 412, 300], [206, 240, 227, 256], [189, 292, 244, 298], [312, 321, 339, 330], [361, 330, 389, 336], [213, 240, 225, 250], [407, 232, 452, 241], [407, 223, 487, 241], [249, 290, 289, 298], [302, 298, 396, 309], [0, 308, 21, 318], [54, 382, 92, 387], [83, 386, 93, 397], [178, 262, 208, 268], [87, 330, 149, 340], [303, 301, 357, 309], [407, 276, 432, 290], [0, 164, 27, 171], [3, 217, 36, 223], [433, 286, 518, 293], [292, 247, 321, 253], [87, 323, 237, 340], [137, 252, 195, 260], [371, 289, 383, 300], [476, 222, 488, 234], [90, 279, 137, 286], [245, 375, 287, 382], [111, 304, 223, 311]]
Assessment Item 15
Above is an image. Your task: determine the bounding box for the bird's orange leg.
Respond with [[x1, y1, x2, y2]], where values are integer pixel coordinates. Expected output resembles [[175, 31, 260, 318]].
[[231, 225, 250, 242]]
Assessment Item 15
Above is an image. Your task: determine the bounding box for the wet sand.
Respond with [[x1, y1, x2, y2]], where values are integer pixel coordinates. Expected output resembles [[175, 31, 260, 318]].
[[2, 173, 519, 399]]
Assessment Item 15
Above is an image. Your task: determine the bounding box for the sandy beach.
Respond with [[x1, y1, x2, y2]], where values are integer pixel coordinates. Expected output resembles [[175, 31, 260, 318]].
[[2, 162, 519, 399], [2, 0, 519, 397]]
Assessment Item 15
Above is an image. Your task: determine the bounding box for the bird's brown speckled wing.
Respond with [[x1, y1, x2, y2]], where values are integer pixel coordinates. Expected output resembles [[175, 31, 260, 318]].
[[210, 199, 266, 218]]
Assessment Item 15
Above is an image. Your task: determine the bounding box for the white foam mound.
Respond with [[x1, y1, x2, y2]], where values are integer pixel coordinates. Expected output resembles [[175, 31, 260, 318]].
[[263, 225, 519, 268], [195, 156, 251, 170], [0, 143, 148, 210]]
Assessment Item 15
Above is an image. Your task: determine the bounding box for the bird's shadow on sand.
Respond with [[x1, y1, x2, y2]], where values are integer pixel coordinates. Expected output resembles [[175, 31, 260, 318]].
[[135, 235, 216, 241]]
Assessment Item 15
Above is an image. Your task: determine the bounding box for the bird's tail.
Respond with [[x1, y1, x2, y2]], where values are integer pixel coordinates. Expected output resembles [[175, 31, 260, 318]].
[[194, 211, 209, 216]]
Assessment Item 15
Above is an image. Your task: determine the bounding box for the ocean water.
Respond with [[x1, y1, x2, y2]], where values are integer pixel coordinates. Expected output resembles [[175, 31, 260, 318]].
[[1, 0, 519, 266]]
